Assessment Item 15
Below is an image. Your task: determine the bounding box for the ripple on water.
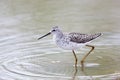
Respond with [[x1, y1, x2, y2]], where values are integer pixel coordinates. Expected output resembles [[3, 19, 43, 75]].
[[1, 32, 120, 80], [2, 53, 68, 77], [2, 51, 120, 79]]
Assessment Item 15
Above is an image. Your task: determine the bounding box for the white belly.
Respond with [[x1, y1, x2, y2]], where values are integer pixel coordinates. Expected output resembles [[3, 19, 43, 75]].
[[53, 35, 87, 50], [55, 39, 85, 50]]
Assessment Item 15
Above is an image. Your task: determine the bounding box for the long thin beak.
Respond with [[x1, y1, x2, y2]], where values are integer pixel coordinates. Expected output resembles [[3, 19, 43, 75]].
[[38, 32, 51, 40]]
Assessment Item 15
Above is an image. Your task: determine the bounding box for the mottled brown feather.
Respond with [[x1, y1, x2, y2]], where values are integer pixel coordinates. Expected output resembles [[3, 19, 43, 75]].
[[69, 33, 101, 43]]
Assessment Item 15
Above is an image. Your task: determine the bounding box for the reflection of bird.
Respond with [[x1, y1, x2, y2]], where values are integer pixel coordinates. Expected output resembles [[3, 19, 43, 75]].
[[38, 26, 101, 67]]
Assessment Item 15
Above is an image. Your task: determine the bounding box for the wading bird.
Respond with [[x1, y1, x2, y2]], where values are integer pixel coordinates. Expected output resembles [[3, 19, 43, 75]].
[[38, 26, 101, 68]]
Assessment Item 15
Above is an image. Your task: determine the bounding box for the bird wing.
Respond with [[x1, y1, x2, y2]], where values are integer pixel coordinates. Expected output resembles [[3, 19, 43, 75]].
[[68, 32, 101, 43]]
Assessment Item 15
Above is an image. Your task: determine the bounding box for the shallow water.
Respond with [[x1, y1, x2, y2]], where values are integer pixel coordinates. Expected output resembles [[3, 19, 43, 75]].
[[0, 0, 120, 80]]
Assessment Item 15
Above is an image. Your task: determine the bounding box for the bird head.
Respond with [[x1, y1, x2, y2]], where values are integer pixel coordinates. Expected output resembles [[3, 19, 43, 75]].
[[38, 26, 60, 40]]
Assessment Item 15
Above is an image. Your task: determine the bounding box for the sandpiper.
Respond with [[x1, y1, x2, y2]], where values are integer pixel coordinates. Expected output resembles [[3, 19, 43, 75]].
[[38, 26, 101, 67]]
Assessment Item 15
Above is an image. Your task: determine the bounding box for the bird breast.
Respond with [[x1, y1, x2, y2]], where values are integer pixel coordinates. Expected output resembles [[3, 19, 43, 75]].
[[53, 35, 82, 50]]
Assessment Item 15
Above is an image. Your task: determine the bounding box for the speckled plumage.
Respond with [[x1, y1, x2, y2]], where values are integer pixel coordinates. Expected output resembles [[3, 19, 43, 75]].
[[69, 32, 101, 43]]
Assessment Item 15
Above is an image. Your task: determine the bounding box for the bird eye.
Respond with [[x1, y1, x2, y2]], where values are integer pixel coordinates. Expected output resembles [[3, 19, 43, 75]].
[[52, 30, 55, 31]]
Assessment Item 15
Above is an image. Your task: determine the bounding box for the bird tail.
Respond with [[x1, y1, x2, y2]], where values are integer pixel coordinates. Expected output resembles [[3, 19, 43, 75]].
[[92, 33, 102, 39]]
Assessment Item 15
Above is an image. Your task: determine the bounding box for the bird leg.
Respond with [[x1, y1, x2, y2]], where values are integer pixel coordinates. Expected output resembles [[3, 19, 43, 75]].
[[81, 45, 95, 66], [72, 50, 78, 68]]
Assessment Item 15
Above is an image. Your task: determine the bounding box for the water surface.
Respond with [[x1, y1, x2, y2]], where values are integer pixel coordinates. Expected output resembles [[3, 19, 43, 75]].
[[0, 0, 120, 80]]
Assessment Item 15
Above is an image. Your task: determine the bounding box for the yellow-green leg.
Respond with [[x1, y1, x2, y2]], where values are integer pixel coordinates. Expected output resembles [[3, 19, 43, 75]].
[[72, 50, 78, 68], [81, 45, 95, 67]]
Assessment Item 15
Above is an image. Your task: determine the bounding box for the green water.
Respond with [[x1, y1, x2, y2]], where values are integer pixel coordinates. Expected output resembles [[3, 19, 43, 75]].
[[0, 0, 120, 80]]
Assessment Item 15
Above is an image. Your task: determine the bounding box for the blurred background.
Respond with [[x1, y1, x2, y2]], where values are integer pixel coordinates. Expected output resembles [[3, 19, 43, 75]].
[[0, 0, 120, 80]]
